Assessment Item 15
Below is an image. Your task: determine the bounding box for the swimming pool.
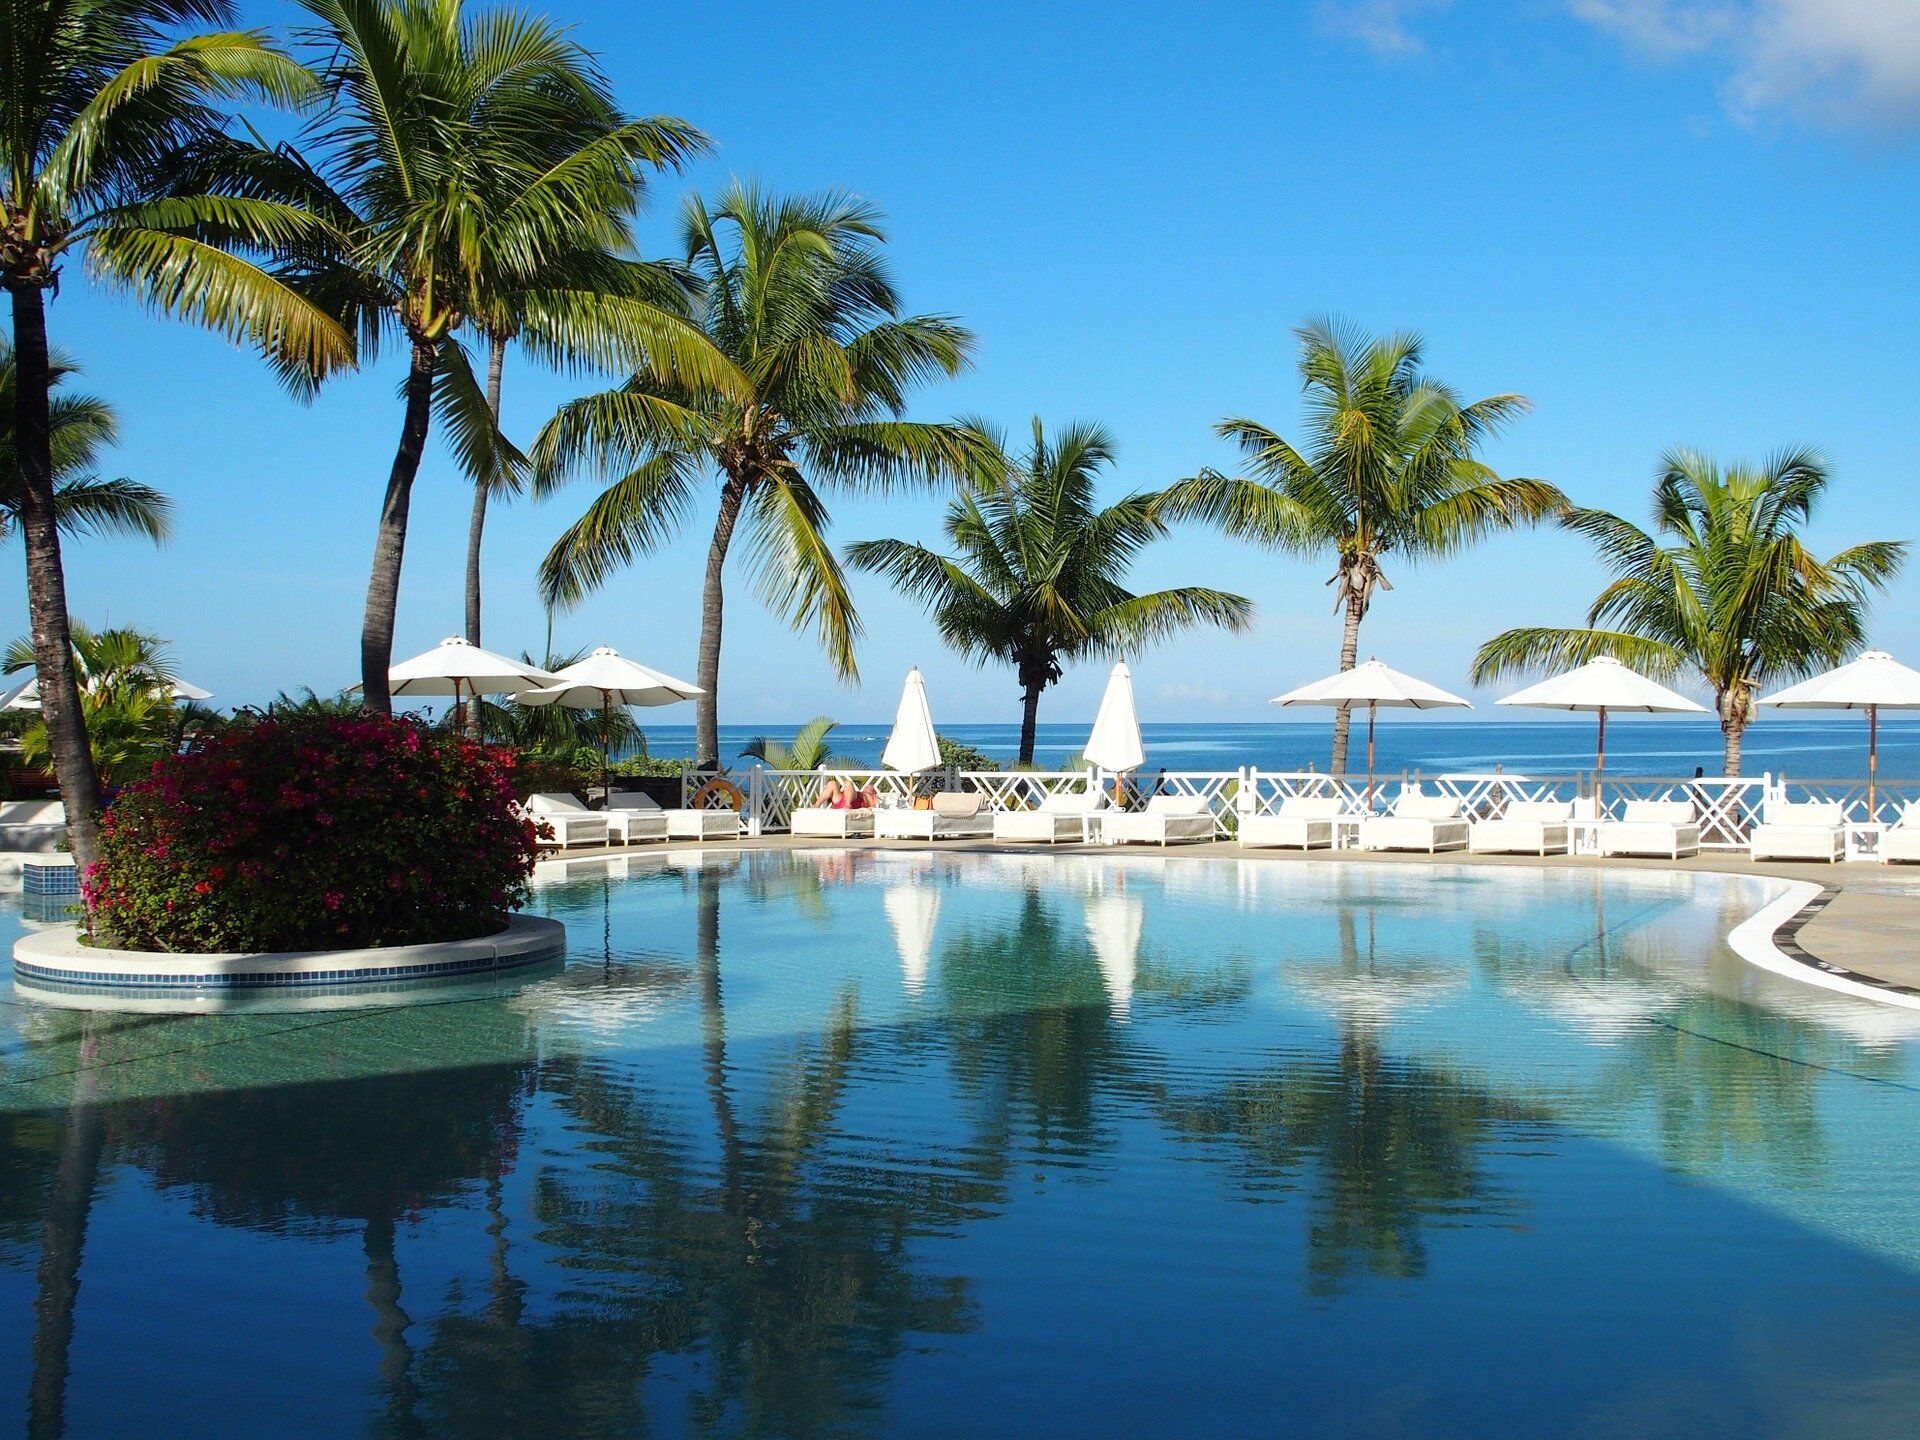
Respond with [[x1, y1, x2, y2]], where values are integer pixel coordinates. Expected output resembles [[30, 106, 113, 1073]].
[[4, 849, 1920, 1438]]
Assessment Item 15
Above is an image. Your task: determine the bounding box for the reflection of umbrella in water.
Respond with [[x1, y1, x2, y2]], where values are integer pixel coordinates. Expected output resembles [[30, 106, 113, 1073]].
[[883, 882, 941, 995], [1084, 890, 1144, 1020], [1288, 906, 1464, 1031]]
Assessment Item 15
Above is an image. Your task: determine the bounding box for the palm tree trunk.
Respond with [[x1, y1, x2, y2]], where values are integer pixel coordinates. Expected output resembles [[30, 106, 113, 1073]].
[[1017, 672, 1044, 766], [463, 332, 508, 737], [361, 340, 439, 715], [7, 282, 105, 871], [695, 475, 748, 768], [1718, 686, 1751, 775], [1329, 592, 1364, 774], [362, 1213, 419, 1427]]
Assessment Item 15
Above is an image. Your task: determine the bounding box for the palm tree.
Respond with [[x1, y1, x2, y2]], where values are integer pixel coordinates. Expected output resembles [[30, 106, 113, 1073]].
[[3, 622, 192, 785], [1471, 448, 1905, 772], [0, 0, 339, 869], [849, 418, 1253, 765], [1158, 319, 1561, 773], [1, 339, 170, 546], [535, 183, 984, 768], [740, 716, 845, 771], [264, 0, 708, 714]]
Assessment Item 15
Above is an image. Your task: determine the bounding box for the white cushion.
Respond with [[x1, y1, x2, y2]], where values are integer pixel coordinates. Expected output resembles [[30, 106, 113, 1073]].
[[932, 791, 982, 819], [1502, 800, 1572, 822], [607, 793, 664, 812], [527, 792, 590, 814], [1621, 800, 1694, 824], [1769, 801, 1843, 826], [1145, 794, 1207, 817], [1393, 793, 1461, 820], [0, 800, 64, 827], [1278, 796, 1341, 820], [1039, 791, 1102, 814]]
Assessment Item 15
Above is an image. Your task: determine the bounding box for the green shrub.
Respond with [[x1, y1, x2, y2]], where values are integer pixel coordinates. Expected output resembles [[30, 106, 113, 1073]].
[[937, 736, 998, 772], [84, 713, 537, 953]]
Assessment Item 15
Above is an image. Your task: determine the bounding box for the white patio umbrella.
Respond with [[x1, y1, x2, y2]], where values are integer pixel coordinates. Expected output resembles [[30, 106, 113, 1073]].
[[1760, 650, 1920, 815], [1272, 658, 1470, 807], [389, 636, 559, 713], [1496, 656, 1707, 806], [1085, 661, 1146, 807], [1, 673, 211, 708], [881, 667, 942, 773], [519, 646, 701, 799]]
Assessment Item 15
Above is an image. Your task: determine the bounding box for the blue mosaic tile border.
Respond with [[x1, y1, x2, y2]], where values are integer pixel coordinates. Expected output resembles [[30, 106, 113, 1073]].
[[13, 939, 562, 991], [22, 861, 79, 896]]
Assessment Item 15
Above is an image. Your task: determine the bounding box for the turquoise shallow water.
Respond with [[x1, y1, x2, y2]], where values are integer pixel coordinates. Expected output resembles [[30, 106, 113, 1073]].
[[5, 852, 1920, 1437]]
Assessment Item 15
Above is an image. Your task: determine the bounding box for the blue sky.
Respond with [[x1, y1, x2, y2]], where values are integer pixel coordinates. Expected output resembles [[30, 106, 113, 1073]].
[[11, 0, 1920, 729]]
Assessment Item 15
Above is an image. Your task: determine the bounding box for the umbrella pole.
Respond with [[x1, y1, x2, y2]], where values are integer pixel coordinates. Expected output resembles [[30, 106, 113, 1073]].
[[1870, 704, 1879, 820], [601, 692, 612, 807], [1595, 707, 1607, 815], [1366, 703, 1377, 812]]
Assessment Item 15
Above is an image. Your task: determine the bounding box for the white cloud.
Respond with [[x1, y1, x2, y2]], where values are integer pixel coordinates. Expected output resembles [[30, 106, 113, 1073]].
[[1317, 0, 1453, 56], [1570, 0, 1920, 127], [1156, 681, 1233, 706]]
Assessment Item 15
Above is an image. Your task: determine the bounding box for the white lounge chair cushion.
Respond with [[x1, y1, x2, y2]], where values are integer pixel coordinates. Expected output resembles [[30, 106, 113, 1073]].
[[1768, 801, 1844, 826], [1277, 796, 1342, 820], [1393, 793, 1462, 820], [932, 792, 983, 819], [1620, 800, 1695, 824], [1038, 791, 1103, 814], [0, 800, 65, 827], [1144, 794, 1208, 817], [608, 793, 663, 812], [526, 792, 593, 815], [1501, 800, 1572, 822]]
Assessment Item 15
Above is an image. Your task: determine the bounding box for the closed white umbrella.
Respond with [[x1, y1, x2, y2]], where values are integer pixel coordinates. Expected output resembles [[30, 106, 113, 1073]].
[[1760, 650, 1920, 814], [1273, 657, 1470, 807], [1497, 656, 1707, 806], [520, 646, 701, 799], [1084, 661, 1146, 772], [881, 667, 942, 773]]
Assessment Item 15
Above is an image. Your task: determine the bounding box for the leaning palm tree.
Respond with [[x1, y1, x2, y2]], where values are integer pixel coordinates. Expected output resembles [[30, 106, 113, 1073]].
[[535, 183, 984, 768], [1, 338, 170, 546], [266, 0, 708, 713], [849, 418, 1254, 764], [0, 0, 339, 868], [1471, 448, 1905, 772], [1159, 319, 1561, 773]]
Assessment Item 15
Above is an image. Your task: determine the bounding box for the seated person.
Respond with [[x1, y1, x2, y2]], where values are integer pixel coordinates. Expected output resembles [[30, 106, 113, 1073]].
[[819, 778, 847, 809]]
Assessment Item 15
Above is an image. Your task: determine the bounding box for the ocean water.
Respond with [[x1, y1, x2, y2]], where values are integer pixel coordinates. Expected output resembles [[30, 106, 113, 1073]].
[[637, 716, 1912, 780], [7, 850, 1920, 1437]]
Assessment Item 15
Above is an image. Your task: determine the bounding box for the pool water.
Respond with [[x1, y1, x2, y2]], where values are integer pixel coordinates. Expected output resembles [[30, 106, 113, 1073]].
[[5, 850, 1920, 1438]]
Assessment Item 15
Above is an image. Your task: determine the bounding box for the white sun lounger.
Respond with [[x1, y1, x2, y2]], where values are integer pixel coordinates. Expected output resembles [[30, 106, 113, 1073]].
[[0, 799, 66, 855], [877, 792, 993, 840], [1358, 793, 1469, 854], [1470, 799, 1573, 856], [1597, 800, 1700, 859], [791, 807, 875, 838], [1749, 800, 1845, 863], [1240, 795, 1341, 850], [992, 790, 1105, 844], [523, 793, 610, 849], [1884, 802, 1920, 864], [608, 791, 741, 841], [1104, 794, 1215, 847]]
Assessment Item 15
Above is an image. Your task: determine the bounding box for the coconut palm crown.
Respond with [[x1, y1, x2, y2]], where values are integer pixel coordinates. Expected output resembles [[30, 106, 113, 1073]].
[[849, 417, 1254, 765], [536, 182, 985, 767], [1, 0, 338, 868], [1471, 447, 1905, 772], [1158, 318, 1561, 773]]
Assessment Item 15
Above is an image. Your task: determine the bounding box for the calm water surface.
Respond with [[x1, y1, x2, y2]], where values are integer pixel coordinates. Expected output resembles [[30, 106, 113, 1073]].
[[5, 851, 1920, 1438]]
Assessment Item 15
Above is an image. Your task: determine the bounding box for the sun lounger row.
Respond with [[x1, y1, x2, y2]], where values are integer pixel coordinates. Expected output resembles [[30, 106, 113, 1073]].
[[1237, 794, 1708, 858], [523, 792, 740, 849]]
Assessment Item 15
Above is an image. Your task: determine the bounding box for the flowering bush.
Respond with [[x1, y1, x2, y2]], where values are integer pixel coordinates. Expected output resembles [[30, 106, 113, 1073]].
[[84, 713, 538, 953]]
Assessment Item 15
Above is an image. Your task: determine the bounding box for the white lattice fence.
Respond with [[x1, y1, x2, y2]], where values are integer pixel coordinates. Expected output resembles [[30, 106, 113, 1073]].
[[1589, 776, 1769, 848], [1777, 777, 1920, 828], [1243, 770, 1394, 818]]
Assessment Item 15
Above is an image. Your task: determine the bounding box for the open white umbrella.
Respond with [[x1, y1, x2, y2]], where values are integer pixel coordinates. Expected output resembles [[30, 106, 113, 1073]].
[[881, 667, 942, 774], [1085, 660, 1146, 773], [389, 636, 559, 711], [1497, 656, 1707, 806], [520, 646, 701, 799], [1272, 658, 1470, 807], [1760, 650, 1920, 815], [2, 673, 211, 709]]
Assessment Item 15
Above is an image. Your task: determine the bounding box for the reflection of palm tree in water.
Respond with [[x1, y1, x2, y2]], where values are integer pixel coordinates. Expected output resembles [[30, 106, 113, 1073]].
[[26, 1016, 106, 1440]]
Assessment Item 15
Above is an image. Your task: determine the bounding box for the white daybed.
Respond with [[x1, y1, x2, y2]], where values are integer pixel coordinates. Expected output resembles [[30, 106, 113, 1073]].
[[790, 806, 875, 838], [608, 791, 741, 841], [992, 791, 1105, 844], [876, 792, 993, 841], [1469, 800, 1573, 856], [1358, 793, 1469, 854], [1749, 801, 1845, 864], [1597, 800, 1700, 859], [1239, 795, 1340, 850], [1104, 794, 1215, 847], [523, 793, 610, 849], [1884, 802, 1920, 864]]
